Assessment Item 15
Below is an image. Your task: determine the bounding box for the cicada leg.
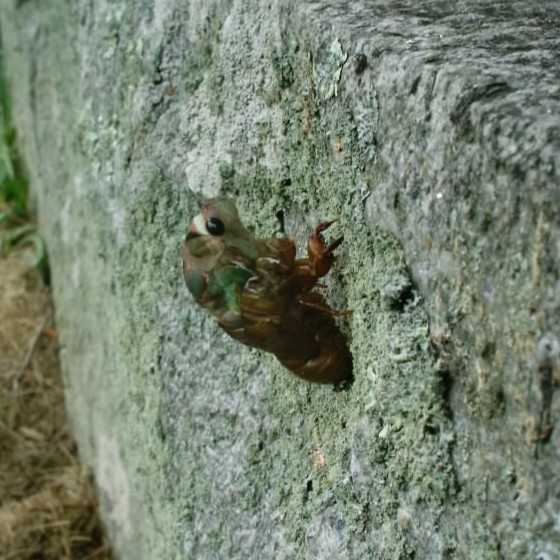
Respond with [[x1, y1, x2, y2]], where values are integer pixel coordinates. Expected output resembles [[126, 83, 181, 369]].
[[298, 293, 353, 316], [307, 220, 344, 278]]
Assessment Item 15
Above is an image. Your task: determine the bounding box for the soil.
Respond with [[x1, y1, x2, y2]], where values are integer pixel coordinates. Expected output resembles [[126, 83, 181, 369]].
[[0, 258, 112, 559]]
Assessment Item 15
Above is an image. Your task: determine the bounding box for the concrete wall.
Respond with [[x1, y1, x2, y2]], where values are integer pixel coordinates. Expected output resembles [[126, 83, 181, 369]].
[[2, 0, 559, 558]]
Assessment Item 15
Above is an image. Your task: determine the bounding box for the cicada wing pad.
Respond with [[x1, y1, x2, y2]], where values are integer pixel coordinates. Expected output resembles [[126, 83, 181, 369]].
[[219, 238, 294, 347]]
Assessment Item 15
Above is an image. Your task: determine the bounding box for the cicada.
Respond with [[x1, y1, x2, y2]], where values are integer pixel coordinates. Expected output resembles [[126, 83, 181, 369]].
[[182, 198, 352, 384]]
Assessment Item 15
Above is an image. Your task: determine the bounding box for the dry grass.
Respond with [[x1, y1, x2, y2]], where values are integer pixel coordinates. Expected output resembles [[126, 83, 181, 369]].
[[0, 258, 112, 560]]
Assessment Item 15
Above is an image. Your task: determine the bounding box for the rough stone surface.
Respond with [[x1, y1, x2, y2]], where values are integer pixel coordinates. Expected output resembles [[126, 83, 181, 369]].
[[2, 0, 559, 558]]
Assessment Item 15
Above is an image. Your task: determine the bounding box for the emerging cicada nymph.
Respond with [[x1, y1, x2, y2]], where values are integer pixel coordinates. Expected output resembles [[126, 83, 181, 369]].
[[182, 198, 352, 384]]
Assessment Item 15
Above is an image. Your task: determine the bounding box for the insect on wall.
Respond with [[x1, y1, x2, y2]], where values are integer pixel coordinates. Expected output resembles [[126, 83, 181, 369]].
[[182, 197, 353, 384]]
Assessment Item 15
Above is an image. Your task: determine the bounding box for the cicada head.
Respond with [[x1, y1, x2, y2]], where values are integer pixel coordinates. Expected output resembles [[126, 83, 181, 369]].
[[182, 197, 259, 310]]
